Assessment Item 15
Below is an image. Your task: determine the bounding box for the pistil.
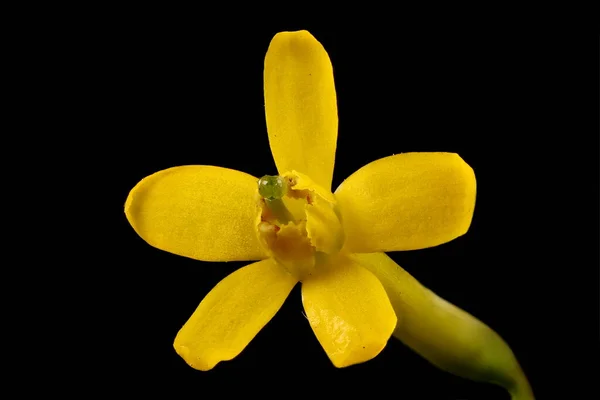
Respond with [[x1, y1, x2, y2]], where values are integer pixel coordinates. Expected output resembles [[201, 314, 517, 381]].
[[258, 175, 295, 224], [264, 198, 294, 224]]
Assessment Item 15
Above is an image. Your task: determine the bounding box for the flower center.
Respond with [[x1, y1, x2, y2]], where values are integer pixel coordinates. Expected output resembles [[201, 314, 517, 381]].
[[255, 171, 345, 280]]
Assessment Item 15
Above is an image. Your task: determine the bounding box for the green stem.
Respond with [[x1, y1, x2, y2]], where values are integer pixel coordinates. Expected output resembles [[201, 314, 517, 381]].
[[265, 198, 294, 224], [508, 369, 535, 400]]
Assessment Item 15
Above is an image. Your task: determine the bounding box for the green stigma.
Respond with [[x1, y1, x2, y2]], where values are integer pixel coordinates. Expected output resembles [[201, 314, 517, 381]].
[[258, 175, 287, 200], [258, 175, 294, 224]]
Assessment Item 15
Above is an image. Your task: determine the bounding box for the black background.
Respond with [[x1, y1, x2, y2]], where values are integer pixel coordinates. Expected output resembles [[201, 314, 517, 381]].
[[87, 18, 600, 400]]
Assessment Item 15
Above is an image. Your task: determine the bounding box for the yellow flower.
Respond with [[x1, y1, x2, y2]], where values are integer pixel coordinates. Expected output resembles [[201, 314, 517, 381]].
[[125, 31, 533, 399]]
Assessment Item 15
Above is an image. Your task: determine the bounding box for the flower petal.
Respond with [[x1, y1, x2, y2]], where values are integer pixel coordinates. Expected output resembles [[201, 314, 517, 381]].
[[264, 30, 338, 190], [125, 165, 266, 261], [335, 152, 476, 252], [354, 252, 534, 399], [301, 255, 397, 367], [173, 259, 297, 371]]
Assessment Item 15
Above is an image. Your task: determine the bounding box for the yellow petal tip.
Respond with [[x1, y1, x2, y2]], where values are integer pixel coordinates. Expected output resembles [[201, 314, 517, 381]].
[[329, 314, 397, 368], [124, 181, 144, 236], [272, 29, 314, 41], [269, 30, 319, 56], [174, 343, 190, 360], [173, 342, 217, 372], [331, 337, 393, 368]]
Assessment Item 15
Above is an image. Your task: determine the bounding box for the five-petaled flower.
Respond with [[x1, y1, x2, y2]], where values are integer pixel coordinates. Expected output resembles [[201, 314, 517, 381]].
[[125, 30, 532, 399]]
